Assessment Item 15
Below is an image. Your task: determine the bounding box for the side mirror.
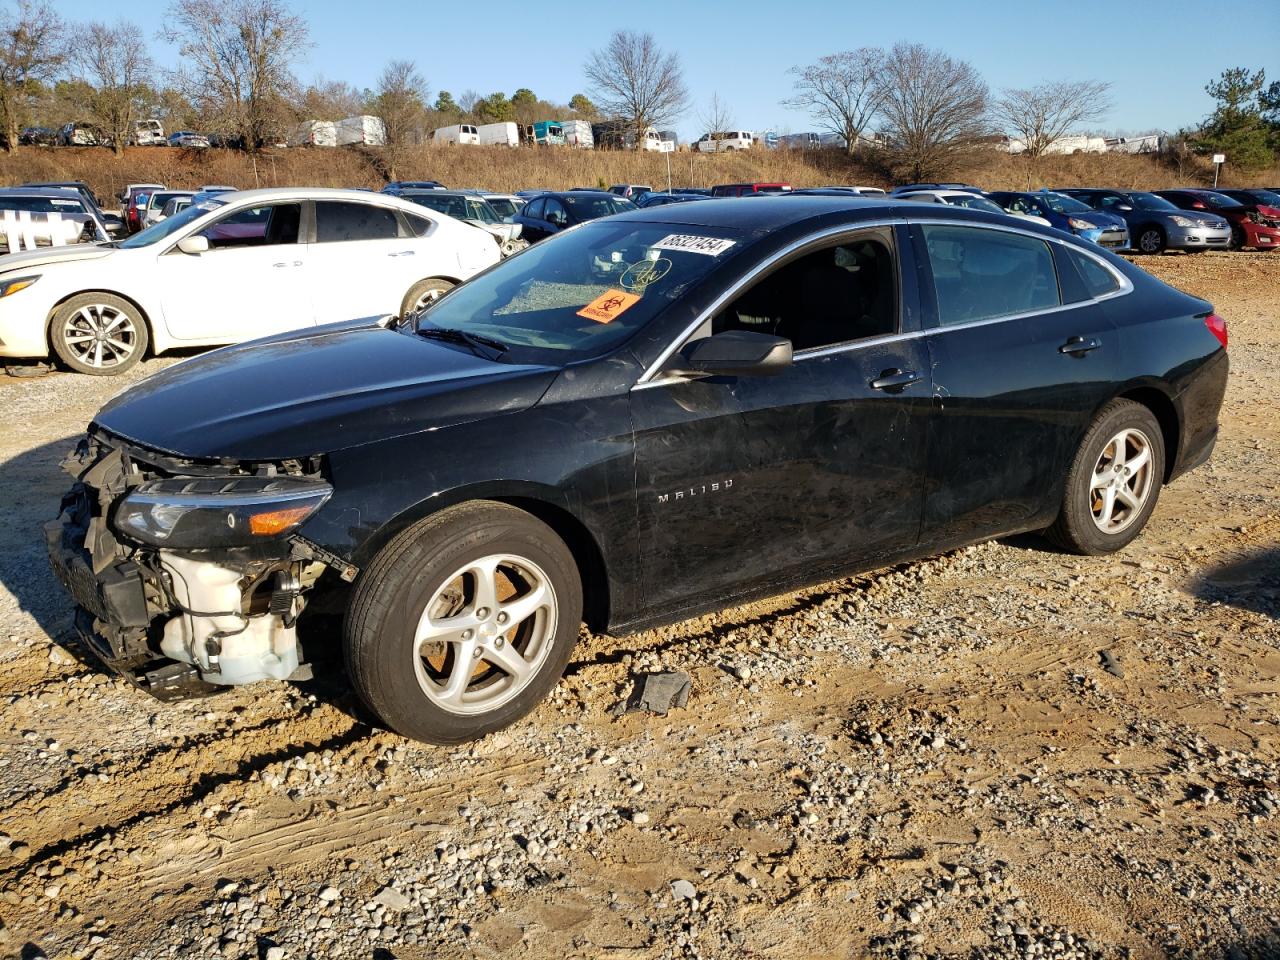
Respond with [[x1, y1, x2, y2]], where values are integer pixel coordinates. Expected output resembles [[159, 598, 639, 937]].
[[176, 235, 209, 255], [668, 330, 792, 378], [101, 214, 125, 236]]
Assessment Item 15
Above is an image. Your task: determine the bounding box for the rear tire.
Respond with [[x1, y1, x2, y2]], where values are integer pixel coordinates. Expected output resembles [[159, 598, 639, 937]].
[[1135, 227, 1166, 255], [49, 293, 149, 376], [400, 278, 455, 319], [1045, 399, 1165, 555], [344, 502, 583, 744]]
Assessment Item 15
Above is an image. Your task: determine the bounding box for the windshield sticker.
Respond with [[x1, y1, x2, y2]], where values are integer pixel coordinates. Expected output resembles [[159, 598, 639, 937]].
[[620, 257, 671, 291], [651, 234, 736, 257], [577, 289, 641, 324], [51, 199, 79, 206]]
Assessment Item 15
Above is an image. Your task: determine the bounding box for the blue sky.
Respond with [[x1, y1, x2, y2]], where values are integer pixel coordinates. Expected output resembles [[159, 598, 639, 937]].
[[56, 0, 1279, 141]]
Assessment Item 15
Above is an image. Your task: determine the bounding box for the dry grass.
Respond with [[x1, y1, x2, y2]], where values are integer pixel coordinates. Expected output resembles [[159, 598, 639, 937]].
[[0, 144, 1276, 203]]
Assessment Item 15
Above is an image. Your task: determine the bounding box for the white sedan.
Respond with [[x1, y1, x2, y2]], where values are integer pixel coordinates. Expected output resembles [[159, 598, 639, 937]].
[[897, 189, 1052, 227], [0, 187, 500, 375]]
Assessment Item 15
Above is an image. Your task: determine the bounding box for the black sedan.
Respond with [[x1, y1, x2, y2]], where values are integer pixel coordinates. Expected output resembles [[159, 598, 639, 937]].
[[511, 190, 635, 242], [49, 198, 1228, 744]]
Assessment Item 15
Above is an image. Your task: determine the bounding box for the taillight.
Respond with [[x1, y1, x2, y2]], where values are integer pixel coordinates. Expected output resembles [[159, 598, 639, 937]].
[[1205, 313, 1228, 349]]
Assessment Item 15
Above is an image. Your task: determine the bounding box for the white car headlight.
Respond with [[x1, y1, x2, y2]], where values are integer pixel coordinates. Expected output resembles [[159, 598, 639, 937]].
[[1169, 215, 1195, 227]]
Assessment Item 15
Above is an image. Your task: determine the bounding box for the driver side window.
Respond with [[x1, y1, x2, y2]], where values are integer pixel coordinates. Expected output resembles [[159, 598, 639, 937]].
[[713, 233, 898, 352], [544, 199, 568, 225], [199, 203, 301, 250]]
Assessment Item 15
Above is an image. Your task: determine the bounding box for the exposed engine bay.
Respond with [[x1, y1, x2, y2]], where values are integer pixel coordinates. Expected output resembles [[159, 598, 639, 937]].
[[45, 430, 356, 699]]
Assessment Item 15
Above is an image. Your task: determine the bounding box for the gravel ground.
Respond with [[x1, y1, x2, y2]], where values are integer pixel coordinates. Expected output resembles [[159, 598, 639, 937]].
[[0, 252, 1277, 960]]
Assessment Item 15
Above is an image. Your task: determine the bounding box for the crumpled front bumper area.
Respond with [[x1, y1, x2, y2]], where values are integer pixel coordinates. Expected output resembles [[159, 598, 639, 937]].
[[45, 432, 338, 700]]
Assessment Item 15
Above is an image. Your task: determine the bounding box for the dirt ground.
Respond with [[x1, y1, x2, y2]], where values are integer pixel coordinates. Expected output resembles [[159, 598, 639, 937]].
[[0, 252, 1277, 960]]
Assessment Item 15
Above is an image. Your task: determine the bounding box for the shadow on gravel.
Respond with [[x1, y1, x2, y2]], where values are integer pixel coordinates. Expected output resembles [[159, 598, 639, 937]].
[[1191, 545, 1280, 618], [0, 434, 82, 647]]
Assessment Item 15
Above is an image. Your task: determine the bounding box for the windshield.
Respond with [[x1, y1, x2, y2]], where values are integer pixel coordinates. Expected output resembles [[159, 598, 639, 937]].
[[1041, 192, 1092, 214], [946, 195, 1005, 214], [118, 200, 225, 248], [1248, 190, 1280, 206], [465, 198, 500, 223], [406, 193, 467, 219], [1130, 192, 1177, 211], [487, 198, 518, 218], [563, 194, 635, 219], [1200, 192, 1244, 210], [412, 220, 746, 364]]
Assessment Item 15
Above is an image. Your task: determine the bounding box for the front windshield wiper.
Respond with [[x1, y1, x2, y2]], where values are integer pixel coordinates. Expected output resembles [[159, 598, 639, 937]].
[[417, 325, 509, 358]]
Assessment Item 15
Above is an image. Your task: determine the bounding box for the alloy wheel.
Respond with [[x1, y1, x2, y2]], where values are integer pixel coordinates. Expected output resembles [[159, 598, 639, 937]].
[[1138, 230, 1162, 253], [414, 286, 448, 311], [60, 304, 140, 369], [412, 553, 558, 716], [1089, 428, 1155, 534]]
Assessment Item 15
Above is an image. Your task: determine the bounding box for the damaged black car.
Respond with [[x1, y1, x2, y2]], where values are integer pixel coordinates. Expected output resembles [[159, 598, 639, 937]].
[[49, 198, 1228, 744]]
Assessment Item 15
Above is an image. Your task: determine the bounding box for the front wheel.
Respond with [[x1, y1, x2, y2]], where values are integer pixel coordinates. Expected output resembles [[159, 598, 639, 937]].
[[49, 293, 149, 375], [344, 502, 583, 744], [400, 278, 455, 318], [1045, 399, 1165, 555], [1135, 227, 1166, 255]]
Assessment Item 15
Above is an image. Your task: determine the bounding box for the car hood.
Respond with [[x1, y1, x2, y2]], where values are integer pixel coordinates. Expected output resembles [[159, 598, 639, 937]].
[[0, 243, 115, 273], [93, 321, 560, 461], [1072, 211, 1126, 229]]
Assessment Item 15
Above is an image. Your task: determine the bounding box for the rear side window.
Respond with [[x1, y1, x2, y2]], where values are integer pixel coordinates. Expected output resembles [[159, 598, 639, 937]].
[[314, 201, 399, 242], [524, 197, 546, 219], [1069, 249, 1121, 298], [922, 224, 1060, 325]]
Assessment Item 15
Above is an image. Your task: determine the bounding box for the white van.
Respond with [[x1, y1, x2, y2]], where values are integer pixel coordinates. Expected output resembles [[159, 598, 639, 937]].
[[559, 119, 594, 149], [132, 119, 165, 146], [640, 127, 663, 151], [696, 131, 754, 153], [289, 120, 337, 147], [434, 124, 479, 145], [477, 122, 519, 148]]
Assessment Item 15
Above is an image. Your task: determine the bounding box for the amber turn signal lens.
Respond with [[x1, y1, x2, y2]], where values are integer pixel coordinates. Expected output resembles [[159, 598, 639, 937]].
[[249, 505, 315, 536]]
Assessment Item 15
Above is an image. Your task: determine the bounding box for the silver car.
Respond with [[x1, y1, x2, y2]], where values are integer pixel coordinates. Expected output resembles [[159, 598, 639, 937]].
[[1059, 189, 1232, 254]]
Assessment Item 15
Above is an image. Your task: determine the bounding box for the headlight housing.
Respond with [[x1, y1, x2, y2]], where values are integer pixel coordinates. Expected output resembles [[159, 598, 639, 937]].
[[114, 475, 332, 548], [1170, 215, 1195, 227], [0, 274, 40, 298], [1067, 218, 1094, 231]]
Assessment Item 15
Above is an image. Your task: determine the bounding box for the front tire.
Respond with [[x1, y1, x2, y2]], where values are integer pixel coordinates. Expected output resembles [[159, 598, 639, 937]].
[[344, 502, 583, 744], [49, 293, 149, 375], [1045, 399, 1165, 555], [1136, 227, 1166, 255], [400, 277, 455, 318]]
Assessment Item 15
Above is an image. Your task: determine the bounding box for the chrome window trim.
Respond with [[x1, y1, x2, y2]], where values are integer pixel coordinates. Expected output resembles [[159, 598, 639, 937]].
[[633, 215, 1133, 391]]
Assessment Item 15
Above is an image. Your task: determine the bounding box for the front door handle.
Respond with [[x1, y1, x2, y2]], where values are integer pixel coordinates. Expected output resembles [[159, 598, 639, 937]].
[[387, 250, 416, 257], [1059, 335, 1101, 356], [272, 260, 302, 268], [869, 368, 922, 392]]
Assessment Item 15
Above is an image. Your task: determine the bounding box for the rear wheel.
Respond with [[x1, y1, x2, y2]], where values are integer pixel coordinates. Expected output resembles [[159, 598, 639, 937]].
[[1136, 227, 1166, 254], [49, 293, 149, 376], [344, 502, 583, 744], [400, 278, 455, 319], [1045, 399, 1165, 555]]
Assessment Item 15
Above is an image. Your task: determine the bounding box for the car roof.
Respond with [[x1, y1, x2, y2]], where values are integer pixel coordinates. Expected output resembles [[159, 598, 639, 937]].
[[544, 190, 617, 199], [0, 186, 87, 200], [611, 195, 909, 231]]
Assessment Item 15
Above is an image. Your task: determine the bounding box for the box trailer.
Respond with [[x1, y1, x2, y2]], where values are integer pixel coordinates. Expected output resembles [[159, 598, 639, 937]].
[[559, 119, 594, 149], [289, 120, 337, 147], [336, 115, 386, 146], [477, 122, 519, 147]]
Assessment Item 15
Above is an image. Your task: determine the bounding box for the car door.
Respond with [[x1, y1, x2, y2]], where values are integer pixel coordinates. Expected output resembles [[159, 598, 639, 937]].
[[631, 224, 931, 611], [307, 200, 413, 324], [517, 197, 549, 241], [154, 200, 311, 342], [911, 220, 1122, 548]]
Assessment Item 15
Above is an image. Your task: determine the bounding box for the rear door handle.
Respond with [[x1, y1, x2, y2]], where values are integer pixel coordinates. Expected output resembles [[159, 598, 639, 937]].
[[869, 368, 922, 392], [272, 260, 302, 267], [1059, 336, 1101, 356], [388, 250, 415, 257]]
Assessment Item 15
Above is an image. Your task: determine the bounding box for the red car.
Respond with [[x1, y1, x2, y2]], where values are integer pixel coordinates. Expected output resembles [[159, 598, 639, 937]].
[[1155, 188, 1280, 251]]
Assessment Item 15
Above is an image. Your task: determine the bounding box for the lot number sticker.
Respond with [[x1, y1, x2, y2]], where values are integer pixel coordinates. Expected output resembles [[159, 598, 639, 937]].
[[578, 289, 641, 324], [651, 234, 737, 257]]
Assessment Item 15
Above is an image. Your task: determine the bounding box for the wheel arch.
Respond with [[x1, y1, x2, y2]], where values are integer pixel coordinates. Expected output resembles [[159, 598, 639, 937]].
[[351, 482, 612, 632], [45, 288, 157, 355], [1114, 384, 1181, 482]]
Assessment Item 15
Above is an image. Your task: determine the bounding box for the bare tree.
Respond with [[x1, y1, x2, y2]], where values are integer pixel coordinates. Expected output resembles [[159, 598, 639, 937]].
[[876, 42, 990, 181], [0, 0, 67, 152], [783, 48, 884, 154], [371, 59, 428, 177], [994, 80, 1111, 159], [296, 77, 363, 119], [72, 21, 154, 156], [698, 92, 733, 137], [162, 0, 310, 149], [457, 89, 480, 117], [584, 30, 687, 147]]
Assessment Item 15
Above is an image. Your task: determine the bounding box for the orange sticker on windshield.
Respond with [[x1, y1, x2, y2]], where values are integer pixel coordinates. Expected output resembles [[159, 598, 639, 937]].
[[577, 289, 640, 324]]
